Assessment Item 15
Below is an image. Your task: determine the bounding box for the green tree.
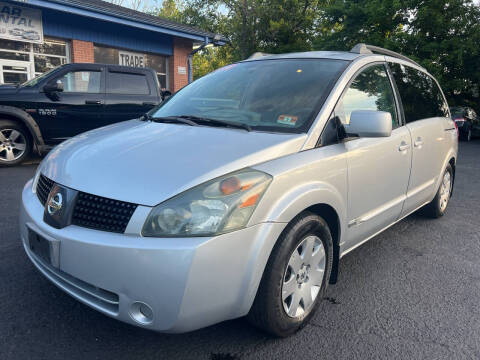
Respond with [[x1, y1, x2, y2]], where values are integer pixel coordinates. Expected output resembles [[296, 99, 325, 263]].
[[314, 0, 480, 111]]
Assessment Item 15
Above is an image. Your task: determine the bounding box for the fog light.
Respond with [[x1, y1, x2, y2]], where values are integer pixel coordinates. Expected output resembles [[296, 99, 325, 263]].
[[129, 302, 153, 325]]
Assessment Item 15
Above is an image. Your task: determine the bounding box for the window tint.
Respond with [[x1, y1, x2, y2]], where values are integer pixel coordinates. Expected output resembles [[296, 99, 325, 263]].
[[153, 59, 348, 134], [107, 72, 150, 95], [58, 71, 101, 93], [335, 64, 398, 127], [389, 63, 449, 123]]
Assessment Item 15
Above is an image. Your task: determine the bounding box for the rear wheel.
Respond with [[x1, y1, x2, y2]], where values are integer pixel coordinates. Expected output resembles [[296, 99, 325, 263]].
[[0, 120, 32, 166], [423, 164, 453, 218], [248, 212, 333, 337]]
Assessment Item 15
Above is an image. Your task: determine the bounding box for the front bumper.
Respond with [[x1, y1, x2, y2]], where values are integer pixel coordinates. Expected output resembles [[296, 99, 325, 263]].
[[20, 179, 286, 332]]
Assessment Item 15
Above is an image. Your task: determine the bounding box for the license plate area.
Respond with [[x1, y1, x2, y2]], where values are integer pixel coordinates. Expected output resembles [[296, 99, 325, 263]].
[[27, 229, 60, 267]]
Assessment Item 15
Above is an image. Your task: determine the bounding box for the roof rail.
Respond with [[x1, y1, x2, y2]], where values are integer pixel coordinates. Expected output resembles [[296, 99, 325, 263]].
[[248, 52, 272, 59], [350, 43, 422, 68]]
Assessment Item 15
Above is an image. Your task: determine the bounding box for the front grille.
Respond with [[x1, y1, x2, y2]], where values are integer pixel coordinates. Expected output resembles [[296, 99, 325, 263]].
[[72, 192, 137, 233], [36, 174, 54, 206]]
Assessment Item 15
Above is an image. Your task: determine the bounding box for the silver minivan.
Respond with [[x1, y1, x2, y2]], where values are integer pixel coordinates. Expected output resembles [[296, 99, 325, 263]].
[[20, 44, 458, 337]]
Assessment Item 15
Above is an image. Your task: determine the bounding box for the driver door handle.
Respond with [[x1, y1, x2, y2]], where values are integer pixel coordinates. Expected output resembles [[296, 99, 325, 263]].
[[414, 138, 424, 148], [398, 142, 409, 152], [85, 100, 104, 105]]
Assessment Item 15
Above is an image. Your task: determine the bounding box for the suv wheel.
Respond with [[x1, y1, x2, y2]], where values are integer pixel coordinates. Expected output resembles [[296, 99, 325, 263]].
[[0, 120, 31, 166], [248, 212, 333, 337], [423, 164, 453, 218]]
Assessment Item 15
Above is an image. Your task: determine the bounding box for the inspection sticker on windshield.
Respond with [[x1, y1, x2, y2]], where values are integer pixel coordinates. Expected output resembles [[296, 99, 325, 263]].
[[277, 115, 298, 126]]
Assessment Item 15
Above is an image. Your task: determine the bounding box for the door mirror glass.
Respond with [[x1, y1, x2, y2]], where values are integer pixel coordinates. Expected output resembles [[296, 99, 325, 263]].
[[43, 79, 64, 93], [346, 110, 392, 137]]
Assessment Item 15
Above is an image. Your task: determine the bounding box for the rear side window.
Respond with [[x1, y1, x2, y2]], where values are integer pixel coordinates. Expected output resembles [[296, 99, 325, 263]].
[[107, 72, 150, 95], [389, 63, 449, 123]]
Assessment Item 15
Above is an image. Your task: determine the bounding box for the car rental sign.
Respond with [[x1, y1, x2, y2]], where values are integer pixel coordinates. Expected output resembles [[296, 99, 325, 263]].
[[0, 2, 43, 44]]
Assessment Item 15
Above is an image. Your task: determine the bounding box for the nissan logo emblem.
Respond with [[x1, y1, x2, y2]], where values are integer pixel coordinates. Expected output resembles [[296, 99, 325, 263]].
[[47, 192, 63, 215]]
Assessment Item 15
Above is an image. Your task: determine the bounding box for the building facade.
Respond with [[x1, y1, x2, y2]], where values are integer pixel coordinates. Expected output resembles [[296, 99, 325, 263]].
[[0, 0, 224, 91]]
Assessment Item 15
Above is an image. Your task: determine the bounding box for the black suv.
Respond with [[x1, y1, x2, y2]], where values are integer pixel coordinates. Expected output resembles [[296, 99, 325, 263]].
[[450, 106, 479, 141], [0, 63, 163, 166]]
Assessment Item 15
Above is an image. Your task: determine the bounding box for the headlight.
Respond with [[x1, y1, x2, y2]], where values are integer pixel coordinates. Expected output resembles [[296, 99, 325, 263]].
[[142, 169, 272, 237], [31, 164, 42, 194]]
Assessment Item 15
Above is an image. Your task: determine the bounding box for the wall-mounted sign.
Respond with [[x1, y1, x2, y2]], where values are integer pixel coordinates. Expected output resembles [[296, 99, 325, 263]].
[[177, 66, 186, 75], [119, 50, 145, 68], [0, 2, 43, 44]]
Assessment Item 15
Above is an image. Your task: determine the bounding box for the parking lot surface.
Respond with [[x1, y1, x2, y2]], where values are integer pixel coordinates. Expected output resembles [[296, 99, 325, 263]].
[[1, 142, 479, 360]]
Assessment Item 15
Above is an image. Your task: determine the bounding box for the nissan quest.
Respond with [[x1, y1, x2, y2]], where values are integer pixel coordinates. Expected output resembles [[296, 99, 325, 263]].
[[20, 44, 458, 337]]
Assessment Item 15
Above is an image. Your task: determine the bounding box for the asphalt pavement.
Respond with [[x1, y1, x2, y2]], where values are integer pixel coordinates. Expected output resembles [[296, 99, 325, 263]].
[[1, 142, 479, 360]]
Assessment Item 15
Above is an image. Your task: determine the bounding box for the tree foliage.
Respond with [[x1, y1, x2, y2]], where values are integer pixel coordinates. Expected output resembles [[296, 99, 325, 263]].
[[314, 0, 480, 110], [150, 0, 480, 110]]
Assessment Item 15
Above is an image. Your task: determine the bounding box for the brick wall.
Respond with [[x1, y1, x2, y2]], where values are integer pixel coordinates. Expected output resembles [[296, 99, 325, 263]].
[[71, 40, 94, 63], [168, 38, 193, 92], [71, 38, 192, 91]]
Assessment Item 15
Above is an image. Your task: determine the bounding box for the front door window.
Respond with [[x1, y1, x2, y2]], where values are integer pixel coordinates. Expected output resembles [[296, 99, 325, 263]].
[[335, 64, 399, 128]]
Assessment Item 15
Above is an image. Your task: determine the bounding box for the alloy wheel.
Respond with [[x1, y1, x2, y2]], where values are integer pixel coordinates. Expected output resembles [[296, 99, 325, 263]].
[[282, 235, 326, 318], [0, 129, 27, 162], [439, 170, 452, 212]]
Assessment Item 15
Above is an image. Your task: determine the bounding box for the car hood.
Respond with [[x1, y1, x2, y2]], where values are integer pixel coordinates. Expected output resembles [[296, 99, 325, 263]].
[[0, 84, 19, 94], [41, 119, 306, 206]]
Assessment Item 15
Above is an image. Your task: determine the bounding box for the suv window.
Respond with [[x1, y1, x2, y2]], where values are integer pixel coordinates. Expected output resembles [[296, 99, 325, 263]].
[[107, 72, 150, 95], [335, 64, 398, 127], [389, 63, 449, 123], [58, 71, 101, 93]]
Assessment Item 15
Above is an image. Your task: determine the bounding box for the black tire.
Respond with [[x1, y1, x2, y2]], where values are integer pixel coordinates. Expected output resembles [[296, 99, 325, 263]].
[[423, 164, 453, 218], [247, 212, 333, 337], [0, 119, 32, 167]]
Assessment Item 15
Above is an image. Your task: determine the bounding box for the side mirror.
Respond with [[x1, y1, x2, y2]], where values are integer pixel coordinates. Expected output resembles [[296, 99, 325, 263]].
[[161, 90, 172, 101], [345, 110, 392, 138], [44, 80, 64, 93]]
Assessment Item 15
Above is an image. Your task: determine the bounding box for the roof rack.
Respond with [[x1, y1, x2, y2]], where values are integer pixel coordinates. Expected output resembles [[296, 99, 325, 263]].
[[248, 52, 272, 59], [350, 43, 422, 68]]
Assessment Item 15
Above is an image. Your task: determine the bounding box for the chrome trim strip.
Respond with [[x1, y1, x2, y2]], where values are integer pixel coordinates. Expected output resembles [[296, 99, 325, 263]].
[[348, 194, 406, 228], [406, 178, 435, 199], [341, 200, 430, 257]]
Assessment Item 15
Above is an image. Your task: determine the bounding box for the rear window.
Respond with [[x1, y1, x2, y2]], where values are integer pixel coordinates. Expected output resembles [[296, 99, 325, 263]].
[[389, 63, 449, 123], [107, 72, 150, 95]]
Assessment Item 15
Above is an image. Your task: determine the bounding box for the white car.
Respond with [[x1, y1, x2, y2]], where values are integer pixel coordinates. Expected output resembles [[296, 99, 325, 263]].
[[20, 44, 458, 337]]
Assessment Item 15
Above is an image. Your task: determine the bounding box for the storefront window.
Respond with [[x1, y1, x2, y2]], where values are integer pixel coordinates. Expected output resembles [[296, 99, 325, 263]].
[[0, 51, 29, 61], [34, 55, 66, 73], [33, 39, 68, 76], [94, 44, 169, 89], [0, 39, 30, 52], [0, 37, 69, 84]]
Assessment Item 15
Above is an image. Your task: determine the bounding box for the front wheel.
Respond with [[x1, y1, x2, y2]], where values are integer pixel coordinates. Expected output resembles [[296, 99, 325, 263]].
[[0, 120, 32, 166], [423, 164, 453, 218], [248, 212, 333, 337]]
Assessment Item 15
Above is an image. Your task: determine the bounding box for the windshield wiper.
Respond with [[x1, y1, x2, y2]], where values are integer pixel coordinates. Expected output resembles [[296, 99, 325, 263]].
[[177, 115, 251, 132], [143, 114, 199, 127]]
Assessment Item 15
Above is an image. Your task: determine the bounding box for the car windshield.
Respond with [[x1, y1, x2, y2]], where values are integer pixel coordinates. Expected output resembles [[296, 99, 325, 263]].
[[20, 67, 60, 87], [152, 59, 348, 133]]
